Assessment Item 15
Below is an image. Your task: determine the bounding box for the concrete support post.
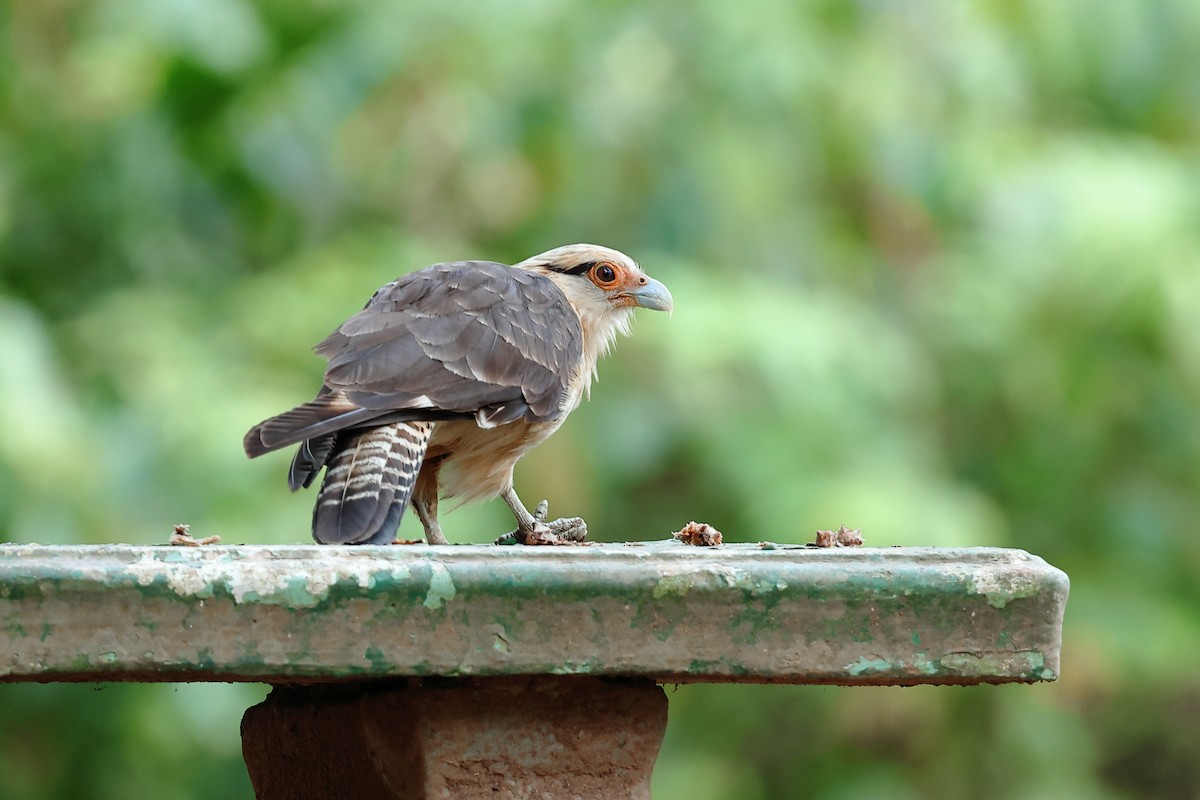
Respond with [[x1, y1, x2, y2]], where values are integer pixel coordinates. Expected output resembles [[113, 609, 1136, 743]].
[[241, 677, 667, 800]]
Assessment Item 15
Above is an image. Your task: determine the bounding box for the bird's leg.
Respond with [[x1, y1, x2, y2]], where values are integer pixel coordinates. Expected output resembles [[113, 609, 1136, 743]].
[[412, 456, 448, 545], [496, 486, 588, 545]]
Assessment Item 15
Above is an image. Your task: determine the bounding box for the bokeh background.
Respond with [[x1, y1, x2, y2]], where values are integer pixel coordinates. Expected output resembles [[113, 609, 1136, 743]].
[[2, 0, 1199, 797]]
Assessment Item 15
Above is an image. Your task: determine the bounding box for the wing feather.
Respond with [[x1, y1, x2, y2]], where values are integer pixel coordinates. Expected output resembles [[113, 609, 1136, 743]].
[[319, 261, 581, 420], [245, 260, 582, 460]]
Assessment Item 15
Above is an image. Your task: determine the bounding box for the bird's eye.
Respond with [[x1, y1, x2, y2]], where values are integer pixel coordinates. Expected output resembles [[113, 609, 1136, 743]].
[[592, 263, 619, 287]]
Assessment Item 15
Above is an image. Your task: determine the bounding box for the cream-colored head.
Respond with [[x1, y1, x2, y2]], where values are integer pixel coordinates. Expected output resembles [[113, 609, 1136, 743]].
[[514, 243, 673, 389]]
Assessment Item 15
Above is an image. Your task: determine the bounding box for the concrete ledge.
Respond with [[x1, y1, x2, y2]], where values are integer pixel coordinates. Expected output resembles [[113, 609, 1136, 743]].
[[0, 543, 1067, 685]]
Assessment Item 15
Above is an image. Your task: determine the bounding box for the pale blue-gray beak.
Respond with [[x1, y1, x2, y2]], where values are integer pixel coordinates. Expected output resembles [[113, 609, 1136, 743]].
[[627, 277, 674, 314]]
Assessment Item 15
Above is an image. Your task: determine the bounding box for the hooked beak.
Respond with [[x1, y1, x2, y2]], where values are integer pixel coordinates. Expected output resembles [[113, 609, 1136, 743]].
[[626, 277, 674, 314]]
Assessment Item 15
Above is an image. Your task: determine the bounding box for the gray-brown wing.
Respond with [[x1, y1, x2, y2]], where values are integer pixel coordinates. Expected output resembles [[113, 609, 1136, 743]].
[[315, 260, 583, 424]]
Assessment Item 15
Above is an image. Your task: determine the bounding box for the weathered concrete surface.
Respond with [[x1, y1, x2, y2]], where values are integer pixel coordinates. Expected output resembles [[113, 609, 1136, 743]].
[[0, 543, 1068, 685], [241, 677, 666, 800]]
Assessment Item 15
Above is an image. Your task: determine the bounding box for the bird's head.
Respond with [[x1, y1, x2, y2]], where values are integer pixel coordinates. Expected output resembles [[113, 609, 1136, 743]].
[[516, 244, 673, 356], [515, 244, 672, 393]]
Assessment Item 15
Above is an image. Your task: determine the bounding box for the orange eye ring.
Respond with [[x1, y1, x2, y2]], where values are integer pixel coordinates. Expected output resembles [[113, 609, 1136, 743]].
[[591, 262, 620, 288]]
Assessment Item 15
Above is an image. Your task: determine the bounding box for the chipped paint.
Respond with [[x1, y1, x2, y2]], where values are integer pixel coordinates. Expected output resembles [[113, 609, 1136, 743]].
[[119, 549, 400, 607], [847, 656, 894, 676], [941, 650, 1049, 677], [970, 569, 1038, 609], [651, 573, 693, 598], [422, 563, 456, 610]]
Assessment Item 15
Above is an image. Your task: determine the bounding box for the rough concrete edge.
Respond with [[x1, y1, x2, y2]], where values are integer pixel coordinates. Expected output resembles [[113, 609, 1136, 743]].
[[0, 544, 1070, 686], [0, 669, 1050, 686]]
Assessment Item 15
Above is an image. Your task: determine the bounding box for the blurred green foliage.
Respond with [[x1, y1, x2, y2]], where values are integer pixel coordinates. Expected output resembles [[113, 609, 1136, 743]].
[[2, 0, 1199, 797]]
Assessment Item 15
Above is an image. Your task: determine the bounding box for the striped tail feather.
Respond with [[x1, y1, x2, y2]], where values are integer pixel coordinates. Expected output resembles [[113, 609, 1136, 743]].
[[312, 422, 434, 545], [288, 433, 337, 491]]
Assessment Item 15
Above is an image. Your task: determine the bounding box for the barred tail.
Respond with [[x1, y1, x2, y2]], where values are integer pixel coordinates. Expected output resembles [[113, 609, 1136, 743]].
[[311, 422, 434, 545]]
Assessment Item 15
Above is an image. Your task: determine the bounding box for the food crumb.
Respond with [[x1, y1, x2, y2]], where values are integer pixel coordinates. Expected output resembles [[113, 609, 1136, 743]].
[[169, 523, 221, 547], [813, 525, 863, 548], [673, 521, 723, 546]]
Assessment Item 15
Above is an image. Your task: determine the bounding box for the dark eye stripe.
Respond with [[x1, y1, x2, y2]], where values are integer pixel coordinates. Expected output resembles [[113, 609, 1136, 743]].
[[557, 261, 597, 276]]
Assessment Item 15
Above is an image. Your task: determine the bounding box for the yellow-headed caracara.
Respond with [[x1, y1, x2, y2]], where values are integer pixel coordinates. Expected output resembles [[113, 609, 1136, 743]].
[[243, 244, 673, 545]]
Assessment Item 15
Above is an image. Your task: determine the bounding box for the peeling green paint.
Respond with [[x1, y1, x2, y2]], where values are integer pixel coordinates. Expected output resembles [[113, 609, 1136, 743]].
[[910, 654, 939, 675], [550, 661, 596, 675], [728, 573, 789, 597], [651, 574, 692, 598], [847, 657, 894, 676], [1033, 664, 1057, 681], [729, 602, 782, 645], [423, 564, 456, 610], [940, 650, 1048, 679], [969, 572, 1039, 610]]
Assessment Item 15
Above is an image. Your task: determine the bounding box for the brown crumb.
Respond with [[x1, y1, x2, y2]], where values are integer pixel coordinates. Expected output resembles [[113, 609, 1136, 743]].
[[813, 525, 863, 548], [673, 521, 723, 546], [391, 538, 424, 545], [169, 523, 221, 547], [836, 526, 864, 546]]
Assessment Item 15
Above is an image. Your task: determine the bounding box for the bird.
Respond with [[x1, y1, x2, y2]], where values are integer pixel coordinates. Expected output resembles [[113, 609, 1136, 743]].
[[243, 243, 673, 546]]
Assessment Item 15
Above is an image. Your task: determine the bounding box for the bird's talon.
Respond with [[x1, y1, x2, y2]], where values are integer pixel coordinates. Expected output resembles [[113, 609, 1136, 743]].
[[503, 517, 588, 546], [546, 516, 587, 541], [534, 500, 549, 522]]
